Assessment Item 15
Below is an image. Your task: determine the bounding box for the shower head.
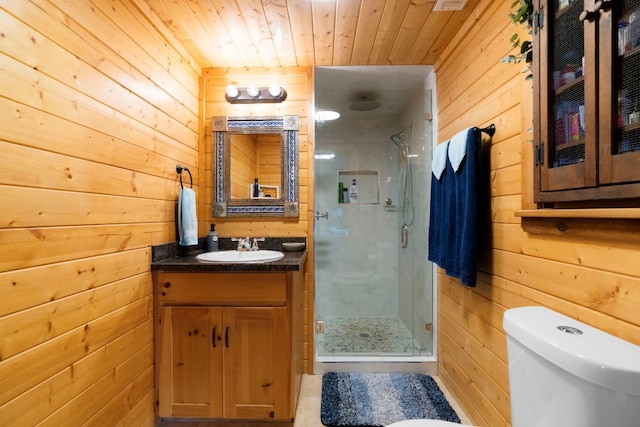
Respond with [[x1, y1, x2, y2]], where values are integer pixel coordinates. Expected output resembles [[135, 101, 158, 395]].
[[390, 134, 403, 145]]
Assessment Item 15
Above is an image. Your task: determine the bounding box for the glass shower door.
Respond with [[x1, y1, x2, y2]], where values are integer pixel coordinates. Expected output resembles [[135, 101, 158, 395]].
[[313, 87, 433, 359]]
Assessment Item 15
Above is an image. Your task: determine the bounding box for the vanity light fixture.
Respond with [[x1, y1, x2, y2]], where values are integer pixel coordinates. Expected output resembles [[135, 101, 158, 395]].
[[225, 84, 287, 103]]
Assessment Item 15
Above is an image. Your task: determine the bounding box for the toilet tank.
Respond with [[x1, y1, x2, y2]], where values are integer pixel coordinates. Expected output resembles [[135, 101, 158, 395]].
[[503, 306, 640, 427]]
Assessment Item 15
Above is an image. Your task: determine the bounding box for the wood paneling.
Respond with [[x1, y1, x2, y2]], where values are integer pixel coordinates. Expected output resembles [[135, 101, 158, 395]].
[[200, 69, 312, 242], [0, 0, 199, 424], [434, 1, 640, 426], [140, 0, 484, 69]]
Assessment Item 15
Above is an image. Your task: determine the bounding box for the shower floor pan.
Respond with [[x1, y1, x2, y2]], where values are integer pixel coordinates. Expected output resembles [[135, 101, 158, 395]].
[[315, 317, 427, 357]]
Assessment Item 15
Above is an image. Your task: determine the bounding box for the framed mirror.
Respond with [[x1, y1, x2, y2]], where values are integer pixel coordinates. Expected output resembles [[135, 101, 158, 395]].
[[212, 116, 299, 217]]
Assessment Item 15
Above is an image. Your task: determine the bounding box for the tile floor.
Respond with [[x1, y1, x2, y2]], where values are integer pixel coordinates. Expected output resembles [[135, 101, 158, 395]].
[[294, 374, 473, 427]]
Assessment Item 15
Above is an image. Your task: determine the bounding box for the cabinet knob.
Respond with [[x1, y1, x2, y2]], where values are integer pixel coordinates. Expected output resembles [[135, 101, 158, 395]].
[[579, 1, 611, 22], [579, 9, 598, 22], [594, 1, 612, 13]]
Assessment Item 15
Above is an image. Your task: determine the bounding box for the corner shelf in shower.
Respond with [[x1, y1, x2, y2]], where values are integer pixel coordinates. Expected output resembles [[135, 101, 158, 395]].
[[337, 170, 379, 204]]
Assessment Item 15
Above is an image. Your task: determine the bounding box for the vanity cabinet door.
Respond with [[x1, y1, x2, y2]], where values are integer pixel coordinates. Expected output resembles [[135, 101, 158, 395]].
[[154, 270, 301, 422], [157, 307, 223, 418], [223, 307, 291, 420]]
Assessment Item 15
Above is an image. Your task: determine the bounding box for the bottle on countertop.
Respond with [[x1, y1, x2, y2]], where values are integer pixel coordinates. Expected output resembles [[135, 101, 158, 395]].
[[348, 179, 358, 203], [206, 223, 219, 252], [253, 178, 260, 198], [338, 182, 344, 203]]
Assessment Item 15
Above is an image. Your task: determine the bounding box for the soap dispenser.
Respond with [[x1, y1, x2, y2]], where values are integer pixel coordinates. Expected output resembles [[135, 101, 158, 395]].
[[206, 224, 219, 252]]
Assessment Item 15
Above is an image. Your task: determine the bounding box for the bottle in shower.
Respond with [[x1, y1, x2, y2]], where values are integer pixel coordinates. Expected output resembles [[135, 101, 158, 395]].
[[349, 179, 358, 203]]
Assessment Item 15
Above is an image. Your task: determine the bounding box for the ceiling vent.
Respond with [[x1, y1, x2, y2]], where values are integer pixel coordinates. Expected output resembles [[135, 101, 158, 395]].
[[433, 0, 468, 11]]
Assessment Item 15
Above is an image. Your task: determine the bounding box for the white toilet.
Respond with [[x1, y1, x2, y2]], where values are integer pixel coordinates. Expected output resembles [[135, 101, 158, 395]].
[[387, 306, 640, 427]]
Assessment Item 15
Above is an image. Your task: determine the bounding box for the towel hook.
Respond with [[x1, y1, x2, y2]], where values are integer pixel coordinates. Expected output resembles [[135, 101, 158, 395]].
[[176, 164, 193, 189]]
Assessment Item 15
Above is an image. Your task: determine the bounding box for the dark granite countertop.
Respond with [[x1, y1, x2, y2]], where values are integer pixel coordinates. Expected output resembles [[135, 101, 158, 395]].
[[151, 237, 307, 272]]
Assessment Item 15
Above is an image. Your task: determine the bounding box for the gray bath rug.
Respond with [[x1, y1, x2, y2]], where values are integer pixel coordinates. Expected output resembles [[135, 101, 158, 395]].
[[320, 372, 460, 427]]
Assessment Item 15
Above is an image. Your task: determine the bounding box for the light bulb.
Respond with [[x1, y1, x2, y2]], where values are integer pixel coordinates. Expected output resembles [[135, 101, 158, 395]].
[[246, 86, 260, 97], [315, 110, 340, 122], [268, 84, 282, 97], [225, 85, 239, 98]]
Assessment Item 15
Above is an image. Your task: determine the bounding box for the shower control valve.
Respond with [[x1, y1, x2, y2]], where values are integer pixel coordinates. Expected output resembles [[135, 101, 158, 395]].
[[315, 211, 329, 220]]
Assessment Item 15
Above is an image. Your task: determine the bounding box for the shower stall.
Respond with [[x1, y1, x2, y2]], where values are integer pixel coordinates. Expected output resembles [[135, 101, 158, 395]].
[[313, 66, 435, 369]]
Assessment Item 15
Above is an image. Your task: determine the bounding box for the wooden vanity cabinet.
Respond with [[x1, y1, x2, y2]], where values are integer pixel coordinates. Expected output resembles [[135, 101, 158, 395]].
[[154, 271, 302, 423]]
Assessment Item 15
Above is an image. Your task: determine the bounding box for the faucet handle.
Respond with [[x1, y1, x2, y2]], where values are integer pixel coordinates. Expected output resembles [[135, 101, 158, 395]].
[[231, 237, 249, 250], [250, 237, 265, 251]]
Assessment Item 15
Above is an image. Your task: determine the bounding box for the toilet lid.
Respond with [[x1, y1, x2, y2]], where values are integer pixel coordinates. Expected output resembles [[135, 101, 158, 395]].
[[386, 420, 471, 427]]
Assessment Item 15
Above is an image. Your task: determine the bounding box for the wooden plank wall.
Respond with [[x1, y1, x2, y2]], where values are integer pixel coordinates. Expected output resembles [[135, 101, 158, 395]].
[[230, 134, 258, 200], [200, 67, 314, 371], [0, 0, 200, 424], [434, 1, 640, 426], [229, 134, 281, 199], [256, 134, 285, 192]]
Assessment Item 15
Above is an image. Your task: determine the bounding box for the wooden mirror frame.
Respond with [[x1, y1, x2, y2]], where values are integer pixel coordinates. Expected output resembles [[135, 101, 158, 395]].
[[211, 115, 299, 217]]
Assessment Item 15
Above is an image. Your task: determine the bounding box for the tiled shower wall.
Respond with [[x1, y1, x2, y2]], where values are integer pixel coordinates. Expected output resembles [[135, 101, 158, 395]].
[[314, 127, 401, 319]]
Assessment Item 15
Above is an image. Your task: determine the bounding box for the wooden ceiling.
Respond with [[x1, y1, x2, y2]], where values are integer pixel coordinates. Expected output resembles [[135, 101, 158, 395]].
[[140, 0, 482, 69]]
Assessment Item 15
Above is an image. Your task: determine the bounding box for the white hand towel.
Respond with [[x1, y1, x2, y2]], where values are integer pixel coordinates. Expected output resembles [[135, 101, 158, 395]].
[[178, 188, 198, 246], [448, 127, 473, 172], [431, 140, 450, 180]]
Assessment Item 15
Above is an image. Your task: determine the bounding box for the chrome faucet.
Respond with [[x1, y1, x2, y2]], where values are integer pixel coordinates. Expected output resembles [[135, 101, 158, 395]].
[[231, 237, 252, 251], [231, 237, 264, 251]]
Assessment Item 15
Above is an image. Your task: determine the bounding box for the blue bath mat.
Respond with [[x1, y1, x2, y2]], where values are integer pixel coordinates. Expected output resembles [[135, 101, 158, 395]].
[[321, 372, 460, 427]]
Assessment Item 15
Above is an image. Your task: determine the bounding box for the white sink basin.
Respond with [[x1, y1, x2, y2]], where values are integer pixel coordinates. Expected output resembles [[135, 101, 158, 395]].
[[196, 250, 285, 264]]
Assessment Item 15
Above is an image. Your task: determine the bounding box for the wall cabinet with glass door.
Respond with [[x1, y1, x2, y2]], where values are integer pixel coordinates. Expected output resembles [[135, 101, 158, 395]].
[[534, 0, 640, 205]]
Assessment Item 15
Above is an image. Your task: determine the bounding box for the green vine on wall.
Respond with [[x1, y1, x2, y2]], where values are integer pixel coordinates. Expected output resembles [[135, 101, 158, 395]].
[[502, 0, 534, 80]]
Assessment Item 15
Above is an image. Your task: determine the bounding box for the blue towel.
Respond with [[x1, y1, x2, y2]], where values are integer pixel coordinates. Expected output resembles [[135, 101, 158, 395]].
[[178, 188, 198, 246], [428, 128, 482, 287]]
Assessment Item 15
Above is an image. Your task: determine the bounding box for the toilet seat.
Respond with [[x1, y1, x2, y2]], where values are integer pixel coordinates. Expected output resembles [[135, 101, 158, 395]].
[[386, 420, 472, 427]]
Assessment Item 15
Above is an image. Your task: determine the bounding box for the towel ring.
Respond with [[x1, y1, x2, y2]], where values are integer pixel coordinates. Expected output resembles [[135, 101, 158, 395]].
[[176, 164, 193, 189]]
